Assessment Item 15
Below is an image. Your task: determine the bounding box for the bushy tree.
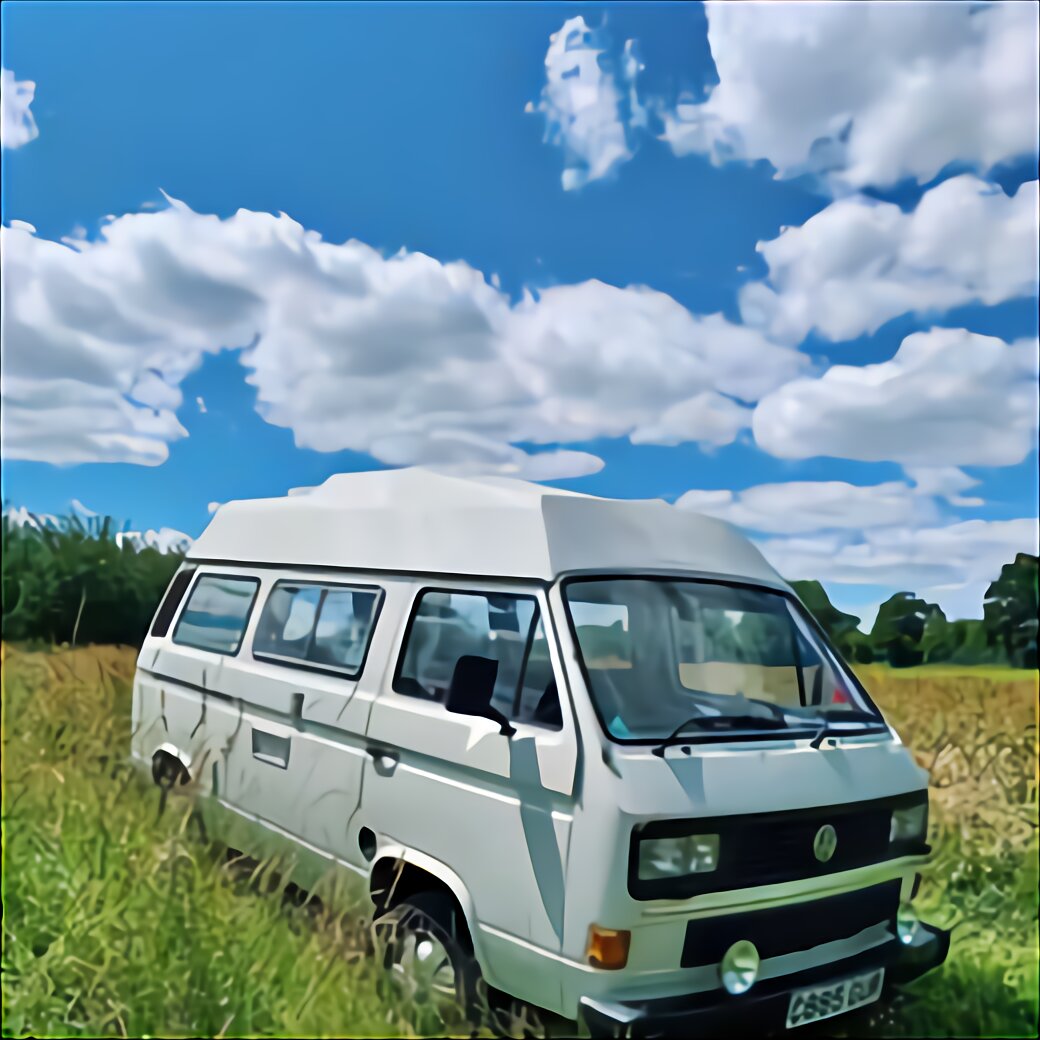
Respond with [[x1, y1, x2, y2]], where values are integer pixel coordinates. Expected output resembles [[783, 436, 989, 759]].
[[869, 593, 946, 668], [982, 553, 1039, 669], [1, 512, 183, 647], [790, 580, 873, 663], [919, 610, 956, 664], [945, 618, 999, 666]]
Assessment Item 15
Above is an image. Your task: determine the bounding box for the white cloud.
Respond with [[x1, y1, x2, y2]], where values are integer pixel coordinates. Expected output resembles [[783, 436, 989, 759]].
[[0, 208, 231, 465], [662, 1, 1038, 191], [676, 478, 940, 536], [4, 505, 59, 529], [753, 328, 1040, 467], [69, 498, 99, 518], [756, 517, 1039, 620], [677, 471, 1036, 620], [1, 69, 39, 150], [115, 527, 193, 554], [630, 391, 750, 448], [196, 395, 207, 413], [207, 501, 221, 514], [526, 16, 644, 190], [740, 176, 1038, 344], [418, 442, 605, 481], [902, 466, 983, 508], [2, 199, 803, 468], [499, 281, 802, 443]]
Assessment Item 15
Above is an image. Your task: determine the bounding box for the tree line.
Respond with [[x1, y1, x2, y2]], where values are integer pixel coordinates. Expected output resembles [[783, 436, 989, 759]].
[[2, 510, 1036, 668], [1, 512, 182, 648], [791, 552, 1038, 669]]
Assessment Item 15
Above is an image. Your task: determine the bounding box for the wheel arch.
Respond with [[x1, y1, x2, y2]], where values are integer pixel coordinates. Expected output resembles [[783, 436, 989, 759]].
[[151, 742, 193, 785], [369, 843, 485, 966]]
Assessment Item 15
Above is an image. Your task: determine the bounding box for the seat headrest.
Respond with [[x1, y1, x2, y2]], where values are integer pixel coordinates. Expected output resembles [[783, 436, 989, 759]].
[[446, 654, 499, 715]]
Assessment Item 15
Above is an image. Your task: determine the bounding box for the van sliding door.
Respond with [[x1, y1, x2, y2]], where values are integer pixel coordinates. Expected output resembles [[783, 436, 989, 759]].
[[218, 577, 386, 872]]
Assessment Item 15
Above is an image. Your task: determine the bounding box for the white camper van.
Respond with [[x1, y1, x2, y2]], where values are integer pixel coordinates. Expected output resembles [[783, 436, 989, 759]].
[[131, 469, 948, 1035]]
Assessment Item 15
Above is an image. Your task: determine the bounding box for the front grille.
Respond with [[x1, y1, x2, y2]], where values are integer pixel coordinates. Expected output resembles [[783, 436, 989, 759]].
[[680, 880, 900, 967], [629, 792, 926, 900], [727, 806, 890, 883]]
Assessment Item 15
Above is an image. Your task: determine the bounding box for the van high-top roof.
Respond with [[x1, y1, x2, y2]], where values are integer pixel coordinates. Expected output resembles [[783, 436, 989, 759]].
[[188, 467, 785, 585]]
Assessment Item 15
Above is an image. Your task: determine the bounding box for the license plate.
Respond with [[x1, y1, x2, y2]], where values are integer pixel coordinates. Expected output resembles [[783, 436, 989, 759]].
[[786, 967, 884, 1029]]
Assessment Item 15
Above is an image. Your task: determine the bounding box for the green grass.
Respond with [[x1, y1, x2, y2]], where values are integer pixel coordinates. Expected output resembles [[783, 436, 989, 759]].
[[1, 646, 479, 1039], [2, 648, 1037, 1038], [856, 662, 1037, 682]]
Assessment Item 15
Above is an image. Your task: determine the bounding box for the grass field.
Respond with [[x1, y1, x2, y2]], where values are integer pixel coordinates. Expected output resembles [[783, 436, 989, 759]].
[[2, 645, 1037, 1038]]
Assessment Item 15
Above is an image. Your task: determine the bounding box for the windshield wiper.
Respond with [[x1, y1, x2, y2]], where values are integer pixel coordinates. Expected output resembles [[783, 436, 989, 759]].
[[651, 712, 788, 756], [808, 710, 886, 748], [813, 707, 881, 721]]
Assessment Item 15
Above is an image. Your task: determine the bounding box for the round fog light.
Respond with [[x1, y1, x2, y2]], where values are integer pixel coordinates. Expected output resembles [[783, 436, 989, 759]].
[[897, 902, 919, 945], [720, 939, 760, 995]]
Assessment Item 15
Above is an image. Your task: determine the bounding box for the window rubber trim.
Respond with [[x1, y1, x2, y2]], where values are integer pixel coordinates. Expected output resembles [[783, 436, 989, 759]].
[[559, 572, 887, 748]]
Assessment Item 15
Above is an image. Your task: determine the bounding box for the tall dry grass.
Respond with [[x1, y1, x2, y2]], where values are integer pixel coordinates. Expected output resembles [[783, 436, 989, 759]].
[[839, 666, 1039, 1037], [1, 644, 482, 1039], [2, 646, 1037, 1037]]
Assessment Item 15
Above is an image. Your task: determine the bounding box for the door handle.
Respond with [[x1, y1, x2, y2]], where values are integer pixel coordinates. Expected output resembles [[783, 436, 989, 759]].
[[251, 728, 290, 769], [366, 746, 399, 776]]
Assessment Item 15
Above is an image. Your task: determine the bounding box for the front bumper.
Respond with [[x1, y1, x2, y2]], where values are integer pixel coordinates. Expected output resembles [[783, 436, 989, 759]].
[[579, 922, 950, 1038]]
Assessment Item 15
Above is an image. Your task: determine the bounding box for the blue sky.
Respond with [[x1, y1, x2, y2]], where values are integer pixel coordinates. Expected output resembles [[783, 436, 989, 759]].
[[2, 1, 1037, 626]]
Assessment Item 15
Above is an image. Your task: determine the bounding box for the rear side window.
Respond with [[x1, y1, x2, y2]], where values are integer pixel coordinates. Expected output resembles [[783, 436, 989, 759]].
[[395, 590, 563, 730], [253, 581, 382, 677], [173, 574, 259, 655], [150, 567, 197, 638]]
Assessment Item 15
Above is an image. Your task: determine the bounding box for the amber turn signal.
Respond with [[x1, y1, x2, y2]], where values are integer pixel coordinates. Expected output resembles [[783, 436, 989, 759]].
[[586, 924, 631, 969]]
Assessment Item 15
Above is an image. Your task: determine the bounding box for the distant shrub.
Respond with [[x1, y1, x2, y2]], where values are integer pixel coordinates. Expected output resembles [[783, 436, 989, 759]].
[[2, 508, 1036, 668], [1, 512, 183, 647], [792, 557, 1039, 670]]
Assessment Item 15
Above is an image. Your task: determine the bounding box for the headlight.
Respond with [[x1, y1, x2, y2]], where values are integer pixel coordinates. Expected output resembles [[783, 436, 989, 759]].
[[890, 801, 928, 845], [638, 833, 719, 879], [896, 902, 920, 945], [720, 939, 760, 994]]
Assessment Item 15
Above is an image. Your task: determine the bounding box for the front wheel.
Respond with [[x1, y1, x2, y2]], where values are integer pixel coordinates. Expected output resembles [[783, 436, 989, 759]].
[[373, 891, 485, 1028]]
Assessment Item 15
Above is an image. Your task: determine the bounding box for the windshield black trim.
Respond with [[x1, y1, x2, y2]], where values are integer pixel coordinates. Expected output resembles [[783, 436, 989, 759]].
[[559, 573, 887, 747]]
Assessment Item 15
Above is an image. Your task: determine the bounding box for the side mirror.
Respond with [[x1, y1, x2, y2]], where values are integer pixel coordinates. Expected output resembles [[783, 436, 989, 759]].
[[445, 655, 515, 736]]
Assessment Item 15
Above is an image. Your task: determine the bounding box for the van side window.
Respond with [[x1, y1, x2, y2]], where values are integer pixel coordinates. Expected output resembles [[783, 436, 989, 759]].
[[172, 574, 259, 655], [512, 617, 563, 729], [395, 590, 562, 730], [254, 585, 322, 660], [150, 567, 197, 638], [253, 581, 382, 677], [312, 588, 380, 670]]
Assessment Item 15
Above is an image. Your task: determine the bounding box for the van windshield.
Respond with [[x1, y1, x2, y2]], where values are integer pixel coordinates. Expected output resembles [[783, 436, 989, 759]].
[[563, 577, 883, 744]]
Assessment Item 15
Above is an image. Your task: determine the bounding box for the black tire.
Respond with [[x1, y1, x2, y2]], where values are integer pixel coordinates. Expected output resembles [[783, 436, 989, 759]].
[[373, 890, 485, 1026]]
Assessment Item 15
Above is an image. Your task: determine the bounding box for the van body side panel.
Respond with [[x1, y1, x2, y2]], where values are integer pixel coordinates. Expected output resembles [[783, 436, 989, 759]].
[[216, 658, 376, 871], [130, 665, 243, 803], [134, 565, 388, 874]]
